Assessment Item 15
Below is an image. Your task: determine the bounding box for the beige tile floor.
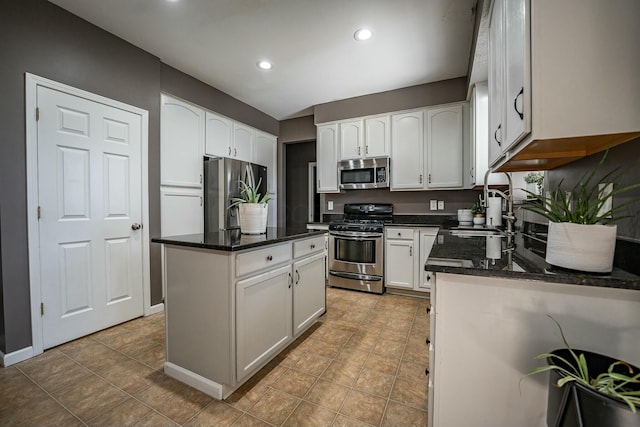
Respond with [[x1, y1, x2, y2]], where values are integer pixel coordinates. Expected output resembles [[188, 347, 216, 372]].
[[0, 287, 430, 426]]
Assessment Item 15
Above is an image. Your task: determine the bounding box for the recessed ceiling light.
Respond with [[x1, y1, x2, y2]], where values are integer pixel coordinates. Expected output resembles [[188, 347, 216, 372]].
[[166, 0, 179, 2], [354, 28, 373, 41], [257, 60, 273, 70]]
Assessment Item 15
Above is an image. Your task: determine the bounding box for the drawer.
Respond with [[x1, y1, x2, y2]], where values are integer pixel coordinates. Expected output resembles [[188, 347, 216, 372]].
[[235, 243, 292, 278], [386, 227, 414, 240], [293, 235, 326, 259]]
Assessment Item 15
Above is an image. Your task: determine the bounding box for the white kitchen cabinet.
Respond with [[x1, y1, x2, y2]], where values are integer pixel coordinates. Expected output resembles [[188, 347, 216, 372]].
[[232, 123, 254, 162], [488, 0, 506, 166], [339, 120, 364, 160], [160, 187, 203, 236], [161, 94, 204, 188], [385, 227, 438, 294], [316, 123, 339, 193], [292, 251, 326, 336], [364, 115, 391, 158], [204, 111, 233, 158], [426, 104, 463, 189], [489, 0, 640, 172], [236, 264, 292, 382], [266, 195, 277, 228], [469, 83, 509, 188], [391, 111, 424, 190], [254, 131, 277, 194], [339, 116, 390, 160]]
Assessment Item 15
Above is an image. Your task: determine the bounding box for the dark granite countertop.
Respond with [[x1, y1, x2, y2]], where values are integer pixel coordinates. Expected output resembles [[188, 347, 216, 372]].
[[152, 228, 326, 252], [425, 229, 640, 291]]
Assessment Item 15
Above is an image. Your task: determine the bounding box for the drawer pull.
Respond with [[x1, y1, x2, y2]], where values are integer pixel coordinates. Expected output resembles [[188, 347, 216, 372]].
[[266, 255, 273, 261], [398, 232, 401, 236], [310, 244, 316, 249]]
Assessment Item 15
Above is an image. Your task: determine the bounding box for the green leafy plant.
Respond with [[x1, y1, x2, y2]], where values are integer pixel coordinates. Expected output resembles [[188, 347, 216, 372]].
[[523, 150, 640, 225], [228, 178, 270, 209], [471, 200, 485, 215], [527, 315, 640, 412]]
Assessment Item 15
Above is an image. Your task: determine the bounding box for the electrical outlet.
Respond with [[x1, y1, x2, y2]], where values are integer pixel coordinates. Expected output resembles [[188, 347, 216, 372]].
[[327, 201, 334, 211], [438, 235, 444, 244], [438, 200, 445, 210], [430, 200, 438, 210], [598, 183, 613, 218]]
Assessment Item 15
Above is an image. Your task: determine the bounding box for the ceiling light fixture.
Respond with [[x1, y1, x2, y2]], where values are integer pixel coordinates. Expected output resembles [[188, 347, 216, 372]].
[[257, 60, 273, 70], [354, 28, 373, 41]]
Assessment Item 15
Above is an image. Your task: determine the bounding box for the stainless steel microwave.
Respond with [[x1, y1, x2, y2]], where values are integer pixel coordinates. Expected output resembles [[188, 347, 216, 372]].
[[338, 157, 390, 190]]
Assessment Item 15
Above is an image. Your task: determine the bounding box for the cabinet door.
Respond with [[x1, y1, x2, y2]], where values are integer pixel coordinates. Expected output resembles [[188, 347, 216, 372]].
[[267, 195, 277, 228], [293, 252, 326, 336], [160, 187, 203, 236], [236, 265, 292, 382], [161, 95, 204, 188], [254, 131, 277, 194], [488, 0, 505, 166], [504, 0, 530, 149], [391, 111, 424, 190], [385, 238, 415, 289], [365, 116, 390, 158], [316, 124, 339, 193], [205, 111, 232, 158], [339, 120, 363, 160], [233, 123, 254, 162], [426, 105, 463, 188], [419, 230, 437, 291]]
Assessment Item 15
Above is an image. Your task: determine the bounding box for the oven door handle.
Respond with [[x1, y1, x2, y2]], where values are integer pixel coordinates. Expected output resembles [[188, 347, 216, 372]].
[[329, 271, 383, 281], [329, 231, 382, 239]]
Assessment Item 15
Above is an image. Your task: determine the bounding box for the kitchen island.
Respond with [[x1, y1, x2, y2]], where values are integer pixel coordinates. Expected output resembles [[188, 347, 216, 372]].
[[423, 227, 640, 427], [152, 228, 327, 399]]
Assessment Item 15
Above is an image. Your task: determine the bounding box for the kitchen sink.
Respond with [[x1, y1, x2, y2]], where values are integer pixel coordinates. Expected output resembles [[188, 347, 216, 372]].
[[448, 227, 503, 237]]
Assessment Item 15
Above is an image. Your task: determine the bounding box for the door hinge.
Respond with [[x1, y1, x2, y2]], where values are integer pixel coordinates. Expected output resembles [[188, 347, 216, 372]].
[[37, 206, 41, 219], [40, 302, 44, 316], [35, 107, 40, 121]]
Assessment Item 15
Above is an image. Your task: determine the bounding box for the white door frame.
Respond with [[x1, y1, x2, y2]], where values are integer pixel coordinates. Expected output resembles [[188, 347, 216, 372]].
[[25, 73, 156, 357]]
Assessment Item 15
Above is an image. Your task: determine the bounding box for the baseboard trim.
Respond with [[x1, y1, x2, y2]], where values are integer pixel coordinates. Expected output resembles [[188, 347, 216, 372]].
[[1, 346, 34, 367], [164, 361, 232, 400], [145, 302, 164, 316]]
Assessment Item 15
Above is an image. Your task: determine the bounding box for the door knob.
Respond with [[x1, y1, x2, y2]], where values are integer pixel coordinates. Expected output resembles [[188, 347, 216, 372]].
[[131, 223, 142, 230]]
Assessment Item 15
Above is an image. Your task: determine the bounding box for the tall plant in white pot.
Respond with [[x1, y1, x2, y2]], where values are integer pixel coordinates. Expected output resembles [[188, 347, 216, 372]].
[[523, 150, 640, 273], [229, 178, 270, 234]]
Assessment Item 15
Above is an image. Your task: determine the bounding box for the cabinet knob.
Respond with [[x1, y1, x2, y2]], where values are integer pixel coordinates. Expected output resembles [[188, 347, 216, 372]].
[[310, 244, 315, 249], [397, 232, 401, 236], [266, 255, 273, 261], [426, 307, 431, 314], [426, 338, 431, 346], [425, 368, 430, 376]]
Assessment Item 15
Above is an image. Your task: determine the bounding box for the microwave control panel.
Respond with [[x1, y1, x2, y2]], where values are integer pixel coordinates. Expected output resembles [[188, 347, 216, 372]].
[[376, 167, 387, 183]]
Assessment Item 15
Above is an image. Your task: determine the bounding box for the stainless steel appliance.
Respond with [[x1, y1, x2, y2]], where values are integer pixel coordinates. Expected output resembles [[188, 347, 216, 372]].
[[338, 157, 390, 190], [328, 203, 393, 294], [203, 156, 267, 232]]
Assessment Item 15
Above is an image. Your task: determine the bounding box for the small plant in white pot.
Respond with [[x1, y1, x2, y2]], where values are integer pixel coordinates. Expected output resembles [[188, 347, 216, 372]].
[[471, 200, 486, 225], [523, 151, 640, 273], [229, 178, 270, 234]]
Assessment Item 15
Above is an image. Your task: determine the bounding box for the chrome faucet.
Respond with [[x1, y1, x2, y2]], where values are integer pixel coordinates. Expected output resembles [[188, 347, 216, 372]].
[[482, 169, 516, 238]]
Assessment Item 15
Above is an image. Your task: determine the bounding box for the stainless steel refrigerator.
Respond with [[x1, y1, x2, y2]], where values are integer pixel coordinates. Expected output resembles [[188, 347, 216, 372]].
[[204, 156, 268, 232]]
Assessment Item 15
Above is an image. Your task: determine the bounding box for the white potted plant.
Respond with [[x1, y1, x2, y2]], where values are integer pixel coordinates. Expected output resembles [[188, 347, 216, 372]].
[[229, 178, 270, 234], [523, 151, 640, 273], [524, 171, 544, 196]]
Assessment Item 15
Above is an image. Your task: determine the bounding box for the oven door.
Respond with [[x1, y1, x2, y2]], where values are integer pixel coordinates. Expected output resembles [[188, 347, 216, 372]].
[[328, 231, 383, 277]]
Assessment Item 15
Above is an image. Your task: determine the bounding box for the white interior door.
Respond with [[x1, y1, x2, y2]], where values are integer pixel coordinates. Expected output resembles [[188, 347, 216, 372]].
[[37, 86, 144, 349]]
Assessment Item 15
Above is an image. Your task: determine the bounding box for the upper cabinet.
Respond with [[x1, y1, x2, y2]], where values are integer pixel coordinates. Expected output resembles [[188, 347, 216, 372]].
[[233, 123, 254, 163], [161, 95, 204, 188], [426, 105, 463, 189], [205, 111, 232, 158], [391, 111, 424, 190], [316, 124, 339, 193], [489, 0, 640, 171], [339, 116, 391, 160]]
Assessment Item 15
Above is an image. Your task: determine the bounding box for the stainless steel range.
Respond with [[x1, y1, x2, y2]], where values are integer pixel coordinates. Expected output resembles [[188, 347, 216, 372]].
[[328, 203, 393, 294]]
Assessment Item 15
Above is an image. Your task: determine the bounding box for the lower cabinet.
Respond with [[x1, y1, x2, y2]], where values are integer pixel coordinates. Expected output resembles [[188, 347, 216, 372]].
[[236, 265, 292, 382], [385, 227, 438, 293], [293, 252, 326, 335], [160, 187, 203, 236]]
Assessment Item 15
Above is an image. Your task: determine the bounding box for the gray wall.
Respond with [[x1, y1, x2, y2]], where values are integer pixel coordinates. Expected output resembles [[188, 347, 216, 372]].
[[0, 0, 278, 354], [314, 77, 467, 124], [545, 139, 640, 241]]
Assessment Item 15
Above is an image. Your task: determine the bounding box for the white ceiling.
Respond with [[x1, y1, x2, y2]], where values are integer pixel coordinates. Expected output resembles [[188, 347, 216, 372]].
[[49, 0, 476, 120]]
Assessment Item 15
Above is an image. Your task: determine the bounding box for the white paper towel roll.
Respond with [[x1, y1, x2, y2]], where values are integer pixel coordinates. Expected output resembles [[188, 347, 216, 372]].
[[486, 235, 502, 259], [487, 197, 502, 227]]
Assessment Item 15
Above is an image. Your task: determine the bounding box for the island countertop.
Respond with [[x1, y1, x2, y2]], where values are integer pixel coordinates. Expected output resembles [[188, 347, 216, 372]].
[[425, 228, 640, 291], [152, 227, 326, 251]]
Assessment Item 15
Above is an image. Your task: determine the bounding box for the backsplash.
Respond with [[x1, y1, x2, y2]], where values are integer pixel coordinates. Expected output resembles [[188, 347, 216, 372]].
[[319, 188, 481, 215]]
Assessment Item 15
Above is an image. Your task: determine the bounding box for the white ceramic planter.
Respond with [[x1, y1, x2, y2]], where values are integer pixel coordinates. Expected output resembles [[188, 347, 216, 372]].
[[238, 203, 268, 234], [546, 221, 617, 273], [473, 215, 486, 225]]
